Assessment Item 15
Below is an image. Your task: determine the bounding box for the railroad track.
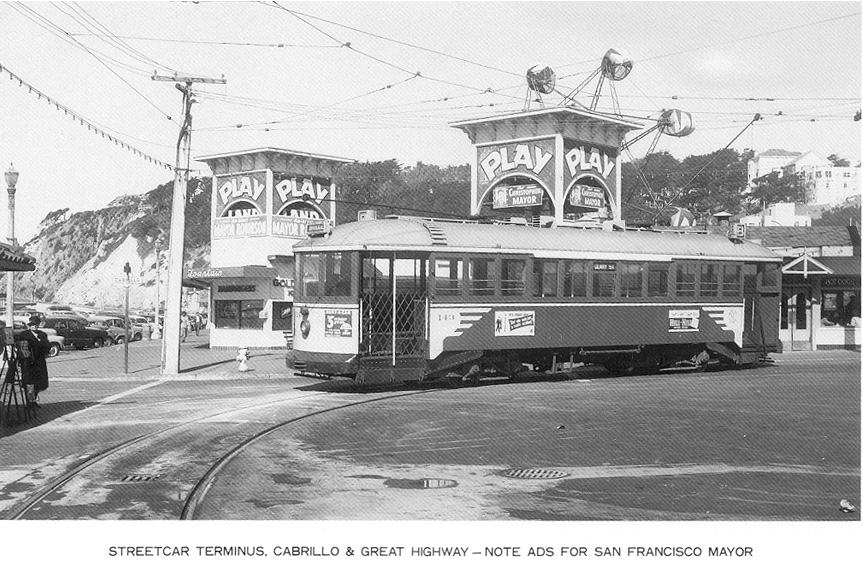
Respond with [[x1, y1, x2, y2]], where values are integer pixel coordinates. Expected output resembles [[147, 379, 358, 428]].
[[6, 386, 441, 520]]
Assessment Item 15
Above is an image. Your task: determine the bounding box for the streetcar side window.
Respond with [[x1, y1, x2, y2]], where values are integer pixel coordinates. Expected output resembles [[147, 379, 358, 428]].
[[700, 263, 719, 297], [533, 260, 558, 297], [619, 263, 643, 298], [434, 258, 463, 296], [592, 262, 616, 297], [647, 263, 669, 297], [501, 259, 526, 296], [722, 264, 742, 297], [363, 257, 391, 294], [675, 262, 697, 297], [564, 261, 588, 297], [468, 257, 495, 296]]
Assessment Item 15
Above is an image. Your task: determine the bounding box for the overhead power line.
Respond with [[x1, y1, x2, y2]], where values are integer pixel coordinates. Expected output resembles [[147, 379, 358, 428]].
[[0, 62, 174, 170]]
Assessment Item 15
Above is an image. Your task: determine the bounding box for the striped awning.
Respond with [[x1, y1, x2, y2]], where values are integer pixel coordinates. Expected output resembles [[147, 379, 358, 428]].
[[0, 242, 36, 272]]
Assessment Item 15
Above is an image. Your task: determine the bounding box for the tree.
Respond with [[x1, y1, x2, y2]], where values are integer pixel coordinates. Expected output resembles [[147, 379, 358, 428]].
[[828, 154, 851, 167], [750, 171, 807, 208]]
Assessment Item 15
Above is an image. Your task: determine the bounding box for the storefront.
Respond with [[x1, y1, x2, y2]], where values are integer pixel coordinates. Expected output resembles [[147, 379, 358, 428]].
[[193, 148, 354, 348], [780, 254, 860, 351]]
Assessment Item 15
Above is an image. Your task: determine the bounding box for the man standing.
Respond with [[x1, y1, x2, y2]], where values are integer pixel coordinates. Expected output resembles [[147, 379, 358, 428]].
[[16, 315, 50, 408]]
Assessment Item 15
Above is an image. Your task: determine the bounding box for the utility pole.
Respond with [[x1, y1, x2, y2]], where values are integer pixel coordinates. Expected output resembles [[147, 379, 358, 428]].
[[153, 73, 225, 376], [123, 261, 131, 375]]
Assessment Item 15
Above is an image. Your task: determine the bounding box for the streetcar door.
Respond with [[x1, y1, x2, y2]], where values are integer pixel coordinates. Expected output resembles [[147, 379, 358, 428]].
[[360, 253, 427, 364]]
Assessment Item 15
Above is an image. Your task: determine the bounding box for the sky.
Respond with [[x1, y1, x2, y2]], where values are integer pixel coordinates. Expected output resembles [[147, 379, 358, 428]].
[[0, 1, 860, 243]]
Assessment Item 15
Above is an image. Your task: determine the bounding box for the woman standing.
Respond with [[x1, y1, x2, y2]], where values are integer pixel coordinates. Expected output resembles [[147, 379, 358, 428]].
[[16, 315, 50, 408]]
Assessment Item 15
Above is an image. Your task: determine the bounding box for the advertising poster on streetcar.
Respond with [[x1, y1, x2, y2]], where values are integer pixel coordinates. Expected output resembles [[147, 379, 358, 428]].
[[494, 311, 535, 337], [325, 310, 353, 337], [669, 310, 700, 332]]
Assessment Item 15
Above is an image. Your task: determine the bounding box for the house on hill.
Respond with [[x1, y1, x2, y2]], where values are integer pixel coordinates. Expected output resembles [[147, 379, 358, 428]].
[[747, 225, 860, 350]]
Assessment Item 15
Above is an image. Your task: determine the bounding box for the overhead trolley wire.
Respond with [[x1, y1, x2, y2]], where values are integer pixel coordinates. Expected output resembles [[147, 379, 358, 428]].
[[9, 2, 176, 122]]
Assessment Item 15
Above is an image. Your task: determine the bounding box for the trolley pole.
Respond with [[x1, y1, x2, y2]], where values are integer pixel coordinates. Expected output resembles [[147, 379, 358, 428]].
[[153, 73, 225, 376]]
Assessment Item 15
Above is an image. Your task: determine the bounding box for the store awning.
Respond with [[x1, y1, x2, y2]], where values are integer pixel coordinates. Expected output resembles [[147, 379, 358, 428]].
[[0, 242, 36, 272], [817, 256, 861, 277], [183, 265, 275, 289]]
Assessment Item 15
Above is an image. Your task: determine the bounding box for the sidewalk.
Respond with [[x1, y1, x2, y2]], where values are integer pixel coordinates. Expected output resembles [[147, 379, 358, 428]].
[[46, 332, 294, 381]]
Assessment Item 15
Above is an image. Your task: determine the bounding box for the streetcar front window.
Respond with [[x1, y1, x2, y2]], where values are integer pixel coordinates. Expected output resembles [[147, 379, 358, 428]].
[[298, 252, 354, 298]]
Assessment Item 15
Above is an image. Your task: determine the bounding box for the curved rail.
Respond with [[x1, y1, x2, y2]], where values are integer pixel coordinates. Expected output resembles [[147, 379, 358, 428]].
[[7, 387, 441, 520]]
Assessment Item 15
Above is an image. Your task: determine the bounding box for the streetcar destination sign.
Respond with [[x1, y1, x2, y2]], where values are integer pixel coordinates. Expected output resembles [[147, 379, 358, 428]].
[[493, 184, 543, 208]]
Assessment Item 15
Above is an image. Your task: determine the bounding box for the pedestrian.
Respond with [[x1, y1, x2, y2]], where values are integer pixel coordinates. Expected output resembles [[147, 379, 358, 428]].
[[15, 315, 50, 409], [193, 313, 200, 336], [181, 311, 189, 342]]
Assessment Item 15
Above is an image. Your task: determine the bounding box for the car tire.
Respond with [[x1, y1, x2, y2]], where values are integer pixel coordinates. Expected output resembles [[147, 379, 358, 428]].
[[92, 338, 103, 348], [47, 343, 61, 358], [115, 336, 124, 345], [133, 333, 142, 342]]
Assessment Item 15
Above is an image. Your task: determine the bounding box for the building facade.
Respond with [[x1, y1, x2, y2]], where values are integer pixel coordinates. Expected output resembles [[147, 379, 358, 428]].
[[189, 148, 354, 348], [781, 152, 860, 206], [747, 226, 860, 351], [740, 202, 812, 227]]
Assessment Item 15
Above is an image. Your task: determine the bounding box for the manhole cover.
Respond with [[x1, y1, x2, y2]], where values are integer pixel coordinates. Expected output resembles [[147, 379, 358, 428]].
[[501, 468, 569, 480], [121, 474, 162, 482], [384, 478, 458, 489]]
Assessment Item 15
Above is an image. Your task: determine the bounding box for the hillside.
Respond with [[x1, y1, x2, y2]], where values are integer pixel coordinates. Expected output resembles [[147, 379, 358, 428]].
[[16, 177, 210, 310]]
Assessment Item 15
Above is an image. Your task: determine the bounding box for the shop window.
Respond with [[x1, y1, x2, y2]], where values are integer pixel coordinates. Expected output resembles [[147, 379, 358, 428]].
[[700, 264, 719, 297], [722, 264, 742, 297], [676, 263, 697, 297], [647, 263, 669, 297], [592, 262, 616, 298], [619, 263, 643, 298], [501, 259, 526, 296], [215, 299, 264, 330], [434, 258, 462, 296], [564, 261, 588, 297], [469, 258, 494, 296], [822, 290, 861, 326], [272, 301, 292, 331]]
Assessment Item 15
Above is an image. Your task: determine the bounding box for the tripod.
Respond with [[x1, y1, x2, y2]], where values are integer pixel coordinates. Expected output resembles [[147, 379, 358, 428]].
[[1, 343, 32, 428]]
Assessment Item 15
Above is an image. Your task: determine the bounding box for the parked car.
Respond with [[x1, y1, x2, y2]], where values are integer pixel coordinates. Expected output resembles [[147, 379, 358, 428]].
[[11, 321, 65, 357], [40, 316, 111, 349], [87, 315, 144, 343]]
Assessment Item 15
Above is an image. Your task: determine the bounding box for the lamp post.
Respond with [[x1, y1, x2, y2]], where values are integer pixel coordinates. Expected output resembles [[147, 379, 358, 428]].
[[152, 237, 162, 339], [4, 164, 20, 331]]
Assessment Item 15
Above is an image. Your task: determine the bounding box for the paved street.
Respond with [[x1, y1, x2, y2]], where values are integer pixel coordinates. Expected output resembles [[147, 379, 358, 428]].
[[1, 338, 858, 523]]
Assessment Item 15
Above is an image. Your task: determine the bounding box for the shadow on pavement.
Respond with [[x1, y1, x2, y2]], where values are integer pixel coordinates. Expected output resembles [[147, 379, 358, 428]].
[[0, 400, 97, 438]]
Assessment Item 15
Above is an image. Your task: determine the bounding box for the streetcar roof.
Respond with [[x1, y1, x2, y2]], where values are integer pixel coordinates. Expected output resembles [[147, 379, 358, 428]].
[[293, 217, 782, 263]]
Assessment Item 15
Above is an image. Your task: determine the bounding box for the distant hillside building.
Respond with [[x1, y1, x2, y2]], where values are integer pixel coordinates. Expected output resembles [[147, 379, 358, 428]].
[[781, 152, 860, 206], [740, 202, 812, 227], [746, 149, 802, 189]]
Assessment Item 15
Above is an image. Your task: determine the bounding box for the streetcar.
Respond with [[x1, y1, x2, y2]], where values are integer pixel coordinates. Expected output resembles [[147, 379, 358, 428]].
[[285, 216, 782, 385]]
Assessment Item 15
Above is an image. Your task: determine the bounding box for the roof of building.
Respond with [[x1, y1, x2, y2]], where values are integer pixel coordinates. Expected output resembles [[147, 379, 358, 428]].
[[818, 256, 861, 276], [195, 147, 355, 164], [294, 216, 781, 262], [747, 226, 860, 248], [756, 149, 802, 158]]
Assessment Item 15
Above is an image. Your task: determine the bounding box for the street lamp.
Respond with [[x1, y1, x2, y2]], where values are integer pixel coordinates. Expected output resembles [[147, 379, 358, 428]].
[[5, 164, 20, 330], [152, 237, 163, 339]]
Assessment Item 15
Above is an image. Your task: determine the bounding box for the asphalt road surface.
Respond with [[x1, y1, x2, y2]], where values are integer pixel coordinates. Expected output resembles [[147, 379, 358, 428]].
[[1, 339, 857, 522]]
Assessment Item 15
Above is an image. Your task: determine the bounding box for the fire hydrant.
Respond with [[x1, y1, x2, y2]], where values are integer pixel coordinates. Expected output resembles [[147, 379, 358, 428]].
[[236, 346, 250, 372]]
